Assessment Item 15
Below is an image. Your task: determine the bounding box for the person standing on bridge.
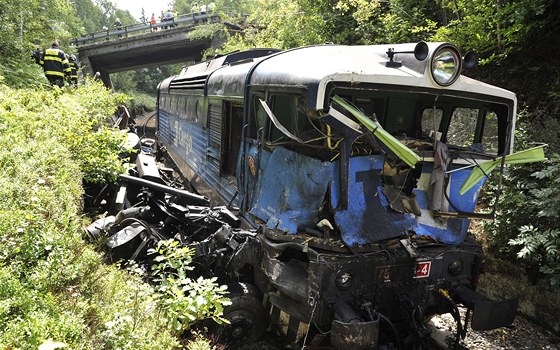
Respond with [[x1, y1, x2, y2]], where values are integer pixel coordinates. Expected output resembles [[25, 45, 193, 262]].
[[114, 18, 123, 38], [208, 2, 216, 22], [150, 13, 157, 31], [39, 42, 71, 88], [200, 3, 207, 22], [163, 10, 174, 29], [191, 2, 199, 23]]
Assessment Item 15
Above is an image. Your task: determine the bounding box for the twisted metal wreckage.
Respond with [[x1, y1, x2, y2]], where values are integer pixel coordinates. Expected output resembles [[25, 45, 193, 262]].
[[85, 133, 270, 344], [86, 41, 548, 350]]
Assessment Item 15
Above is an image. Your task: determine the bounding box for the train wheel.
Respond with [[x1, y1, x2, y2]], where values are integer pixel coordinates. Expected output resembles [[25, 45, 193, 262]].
[[216, 282, 267, 344]]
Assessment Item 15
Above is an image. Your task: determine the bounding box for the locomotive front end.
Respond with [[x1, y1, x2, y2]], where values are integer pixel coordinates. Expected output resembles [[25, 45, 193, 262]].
[[151, 42, 540, 349], [245, 42, 527, 348]]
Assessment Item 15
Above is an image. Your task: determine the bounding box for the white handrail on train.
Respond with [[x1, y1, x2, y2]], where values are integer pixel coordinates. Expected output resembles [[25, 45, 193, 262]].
[[70, 12, 217, 46]]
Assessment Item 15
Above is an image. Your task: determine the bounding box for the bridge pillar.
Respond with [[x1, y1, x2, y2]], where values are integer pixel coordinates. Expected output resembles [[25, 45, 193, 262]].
[[79, 55, 113, 89]]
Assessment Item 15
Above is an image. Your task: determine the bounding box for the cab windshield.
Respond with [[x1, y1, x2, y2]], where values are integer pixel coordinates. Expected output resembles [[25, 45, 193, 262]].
[[253, 87, 512, 161]]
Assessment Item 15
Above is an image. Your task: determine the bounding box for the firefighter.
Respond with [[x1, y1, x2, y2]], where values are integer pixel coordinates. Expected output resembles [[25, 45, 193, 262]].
[[67, 54, 79, 86], [39, 42, 71, 87], [30, 47, 42, 65]]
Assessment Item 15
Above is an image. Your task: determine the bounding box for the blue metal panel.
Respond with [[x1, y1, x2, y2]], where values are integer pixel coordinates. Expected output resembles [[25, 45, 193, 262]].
[[239, 141, 272, 211], [162, 113, 238, 204], [243, 147, 489, 246], [158, 111, 171, 145], [250, 147, 330, 233], [412, 163, 487, 245], [331, 155, 416, 246], [448, 168, 486, 212], [239, 143, 487, 246]]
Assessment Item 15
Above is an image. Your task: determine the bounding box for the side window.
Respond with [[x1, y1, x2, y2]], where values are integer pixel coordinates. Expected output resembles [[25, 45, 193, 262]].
[[221, 103, 244, 176], [249, 94, 266, 139], [263, 93, 320, 144], [269, 94, 294, 142], [384, 98, 415, 136], [481, 111, 499, 154], [421, 107, 443, 138], [446, 107, 478, 148]]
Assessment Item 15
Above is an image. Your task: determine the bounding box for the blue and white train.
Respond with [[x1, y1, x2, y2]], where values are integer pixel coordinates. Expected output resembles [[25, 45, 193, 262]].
[[156, 42, 523, 349]]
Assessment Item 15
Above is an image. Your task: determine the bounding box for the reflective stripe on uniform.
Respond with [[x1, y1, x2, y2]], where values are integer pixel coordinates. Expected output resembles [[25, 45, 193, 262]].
[[44, 70, 65, 77], [43, 56, 63, 63]]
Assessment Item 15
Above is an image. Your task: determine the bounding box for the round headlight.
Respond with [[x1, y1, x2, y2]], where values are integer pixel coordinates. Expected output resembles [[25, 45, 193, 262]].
[[336, 271, 353, 289], [448, 260, 464, 276], [431, 45, 462, 86]]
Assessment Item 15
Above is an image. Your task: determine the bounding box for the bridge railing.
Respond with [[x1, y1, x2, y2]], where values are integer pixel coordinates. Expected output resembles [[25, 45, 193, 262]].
[[71, 13, 217, 47]]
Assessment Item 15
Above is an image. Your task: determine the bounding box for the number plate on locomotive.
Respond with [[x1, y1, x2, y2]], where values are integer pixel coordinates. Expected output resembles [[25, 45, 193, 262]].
[[414, 261, 431, 278]]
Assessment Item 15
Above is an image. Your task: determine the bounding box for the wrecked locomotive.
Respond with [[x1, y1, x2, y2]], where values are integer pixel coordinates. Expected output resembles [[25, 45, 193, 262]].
[[137, 43, 539, 348]]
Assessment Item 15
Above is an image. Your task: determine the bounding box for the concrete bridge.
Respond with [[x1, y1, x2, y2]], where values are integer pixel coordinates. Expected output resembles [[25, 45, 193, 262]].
[[72, 13, 219, 87]]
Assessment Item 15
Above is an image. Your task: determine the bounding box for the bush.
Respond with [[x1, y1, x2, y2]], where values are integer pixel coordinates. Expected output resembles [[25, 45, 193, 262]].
[[148, 240, 231, 333], [506, 155, 560, 286], [484, 110, 560, 286], [0, 81, 179, 349]]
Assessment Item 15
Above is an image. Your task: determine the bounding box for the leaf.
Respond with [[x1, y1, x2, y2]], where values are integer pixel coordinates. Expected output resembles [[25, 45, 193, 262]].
[[39, 340, 67, 350]]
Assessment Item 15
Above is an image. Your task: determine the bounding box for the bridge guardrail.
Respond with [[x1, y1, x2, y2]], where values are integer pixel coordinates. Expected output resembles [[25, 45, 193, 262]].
[[71, 13, 217, 47]]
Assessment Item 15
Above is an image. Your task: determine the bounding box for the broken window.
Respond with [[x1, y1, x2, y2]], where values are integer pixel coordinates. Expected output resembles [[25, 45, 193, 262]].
[[447, 107, 479, 149], [421, 107, 443, 139], [481, 111, 499, 154]]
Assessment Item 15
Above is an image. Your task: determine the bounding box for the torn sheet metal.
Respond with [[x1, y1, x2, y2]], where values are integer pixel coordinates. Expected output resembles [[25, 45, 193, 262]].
[[246, 147, 490, 246], [413, 162, 487, 244], [250, 147, 331, 233], [331, 155, 417, 245]]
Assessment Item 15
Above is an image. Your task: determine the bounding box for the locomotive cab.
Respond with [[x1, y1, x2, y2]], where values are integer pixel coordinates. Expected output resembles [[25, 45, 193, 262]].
[[156, 43, 530, 348]]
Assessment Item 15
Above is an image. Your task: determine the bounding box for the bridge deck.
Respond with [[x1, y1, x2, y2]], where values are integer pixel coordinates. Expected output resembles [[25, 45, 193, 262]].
[[73, 13, 219, 86]]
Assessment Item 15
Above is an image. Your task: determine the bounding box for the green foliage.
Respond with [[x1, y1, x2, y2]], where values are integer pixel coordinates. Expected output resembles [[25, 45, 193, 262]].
[[0, 80, 131, 184], [184, 331, 218, 350], [113, 65, 181, 96], [0, 0, 77, 56], [0, 57, 49, 88], [112, 71, 137, 92], [499, 154, 560, 286], [0, 80, 181, 349], [213, 0, 557, 68], [430, 0, 550, 63], [147, 240, 231, 333], [124, 90, 157, 116], [483, 110, 560, 286], [218, 0, 333, 52], [0, 0, 136, 72]]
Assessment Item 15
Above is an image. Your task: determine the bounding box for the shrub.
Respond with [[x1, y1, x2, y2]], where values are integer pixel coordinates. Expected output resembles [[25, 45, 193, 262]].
[[506, 155, 560, 286], [484, 109, 560, 286], [148, 240, 231, 333], [0, 81, 179, 349]]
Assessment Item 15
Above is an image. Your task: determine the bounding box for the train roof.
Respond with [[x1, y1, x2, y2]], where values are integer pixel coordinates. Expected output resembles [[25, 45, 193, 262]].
[[249, 43, 516, 108], [159, 49, 279, 92], [161, 43, 516, 109]]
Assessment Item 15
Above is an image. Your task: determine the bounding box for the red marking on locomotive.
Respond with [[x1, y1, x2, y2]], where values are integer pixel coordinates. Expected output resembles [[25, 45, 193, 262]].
[[414, 261, 431, 278]]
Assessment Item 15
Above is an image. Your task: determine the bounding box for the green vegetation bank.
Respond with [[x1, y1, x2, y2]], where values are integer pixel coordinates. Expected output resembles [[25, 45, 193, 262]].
[[0, 0, 559, 345]]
